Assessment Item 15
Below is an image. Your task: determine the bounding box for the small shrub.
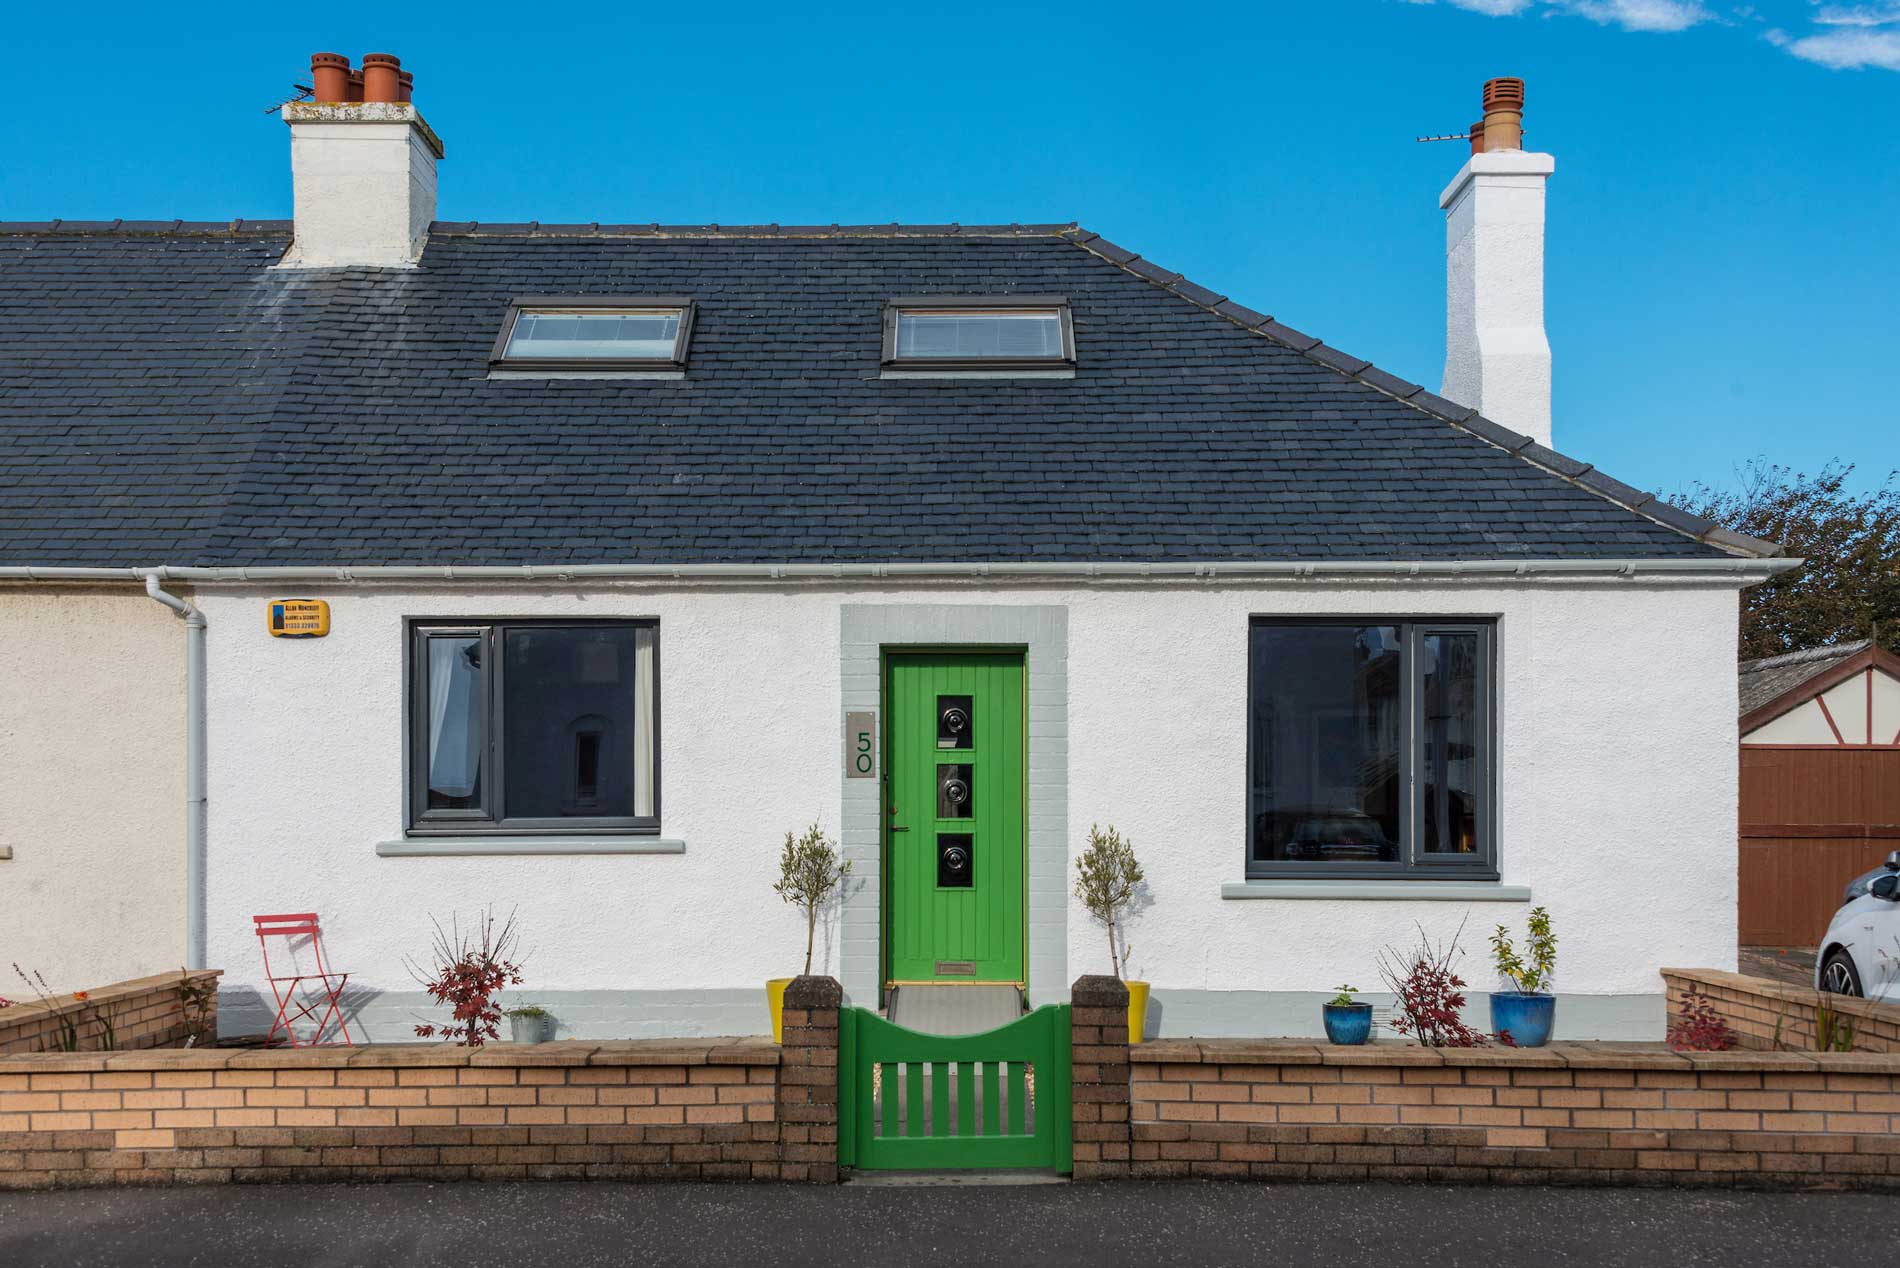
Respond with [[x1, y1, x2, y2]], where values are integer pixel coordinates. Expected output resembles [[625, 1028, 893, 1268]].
[[1815, 1000, 1857, 1053], [175, 969, 216, 1048], [12, 964, 81, 1052], [1666, 988, 1735, 1052], [409, 907, 525, 1047], [1328, 985, 1360, 1007], [1074, 824, 1144, 980], [773, 822, 852, 976], [1489, 906, 1557, 994], [1377, 920, 1488, 1048]]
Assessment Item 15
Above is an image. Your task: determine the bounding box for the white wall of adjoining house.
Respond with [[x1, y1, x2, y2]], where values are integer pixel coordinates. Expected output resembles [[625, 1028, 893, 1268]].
[[1877, 671, 1900, 746], [0, 587, 185, 988], [197, 579, 1739, 1035]]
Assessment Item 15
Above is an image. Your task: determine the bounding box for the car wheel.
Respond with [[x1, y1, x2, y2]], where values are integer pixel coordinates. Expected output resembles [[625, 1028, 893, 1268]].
[[1820, 950, 1863, 997]]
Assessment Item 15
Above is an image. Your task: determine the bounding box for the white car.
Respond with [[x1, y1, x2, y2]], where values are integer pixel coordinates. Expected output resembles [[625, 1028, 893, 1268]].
[[1816, 850, 1900, 1000]]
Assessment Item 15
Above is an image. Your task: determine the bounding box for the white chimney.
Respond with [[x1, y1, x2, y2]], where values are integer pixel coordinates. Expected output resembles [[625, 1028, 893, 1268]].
[[278, 53, 443, 269], [1439, 77, 1555, 448]]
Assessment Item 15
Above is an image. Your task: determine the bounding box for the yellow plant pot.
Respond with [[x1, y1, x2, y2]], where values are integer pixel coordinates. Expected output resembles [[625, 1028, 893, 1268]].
[[1126, 980, 1151, 1045], [766, 978, 794, 1043]]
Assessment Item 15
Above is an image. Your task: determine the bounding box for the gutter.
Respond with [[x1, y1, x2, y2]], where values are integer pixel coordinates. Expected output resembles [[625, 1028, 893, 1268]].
[[0, 558, 1800, 585], [142, 575, 207, 971]]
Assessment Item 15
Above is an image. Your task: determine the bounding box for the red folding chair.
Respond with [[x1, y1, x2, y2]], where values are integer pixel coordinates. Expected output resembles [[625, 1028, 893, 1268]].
[[253, 913, 356, 1047]]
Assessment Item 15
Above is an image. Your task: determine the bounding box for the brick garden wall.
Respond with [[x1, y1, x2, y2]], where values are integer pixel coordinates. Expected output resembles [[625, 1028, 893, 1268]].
[[0, 975, 842, 1190], [0, 971, 220, 1056], [1665, 967, 1900, 1053], [1115, 1041, 1900, 1189]]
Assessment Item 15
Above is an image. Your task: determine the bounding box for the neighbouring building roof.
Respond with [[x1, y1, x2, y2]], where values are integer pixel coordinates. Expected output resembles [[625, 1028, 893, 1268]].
[[1739, 639, 1894, 727], [0, 221, 1780, 569]]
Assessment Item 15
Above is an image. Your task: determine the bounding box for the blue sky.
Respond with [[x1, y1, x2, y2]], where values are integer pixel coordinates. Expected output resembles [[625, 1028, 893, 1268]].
[[3, 0, 1894, 496]]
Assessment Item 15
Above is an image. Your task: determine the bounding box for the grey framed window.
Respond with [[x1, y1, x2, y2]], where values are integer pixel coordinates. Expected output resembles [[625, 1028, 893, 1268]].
[[1247, 619, 1495, 879], [408, 619, 660, 835], [881, 296, 1074, 370], [489, 296, 695, 371]]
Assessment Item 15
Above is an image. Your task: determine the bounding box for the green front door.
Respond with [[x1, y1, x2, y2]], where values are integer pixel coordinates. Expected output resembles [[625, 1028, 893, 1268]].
[[884, 652, 1026, 986]]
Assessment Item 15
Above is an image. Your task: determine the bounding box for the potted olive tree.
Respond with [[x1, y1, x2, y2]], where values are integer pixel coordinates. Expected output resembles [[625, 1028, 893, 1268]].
[[769, 821, 851, 1043], [1322, 985, 1372, 1045], [1489, 906, 1558, 1047], [1075, 824, 1149, 1044]]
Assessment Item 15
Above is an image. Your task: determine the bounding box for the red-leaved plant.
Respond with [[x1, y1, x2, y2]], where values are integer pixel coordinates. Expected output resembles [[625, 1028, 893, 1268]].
[[409, 907, 525, 1047], [1376, 919, 1489, 1048], [1666, 987, 1735, 1052]]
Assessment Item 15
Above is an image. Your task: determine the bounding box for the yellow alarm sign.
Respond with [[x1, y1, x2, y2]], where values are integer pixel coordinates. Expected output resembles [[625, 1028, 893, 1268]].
[[267, 599, 330, 638]]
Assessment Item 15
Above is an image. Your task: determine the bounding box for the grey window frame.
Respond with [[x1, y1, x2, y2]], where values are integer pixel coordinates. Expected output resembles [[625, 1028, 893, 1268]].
[[880, 295, 1076, 370], [1244, 617, 1496, 881], [488, 296, 696, 372], [405, 618, 662, 837]]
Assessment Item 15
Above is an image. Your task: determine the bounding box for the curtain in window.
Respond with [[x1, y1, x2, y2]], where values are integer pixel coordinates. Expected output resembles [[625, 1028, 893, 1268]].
[[427, 637, 483, 799], [633, 626, 656, 818]]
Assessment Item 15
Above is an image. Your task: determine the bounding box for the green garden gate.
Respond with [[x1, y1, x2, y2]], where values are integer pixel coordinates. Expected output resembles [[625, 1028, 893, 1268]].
[[837, 1005, 1072, 1172]]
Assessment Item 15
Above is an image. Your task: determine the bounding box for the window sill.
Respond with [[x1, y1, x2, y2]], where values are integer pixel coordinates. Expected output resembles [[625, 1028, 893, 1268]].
[[377, 837, 686, 858], [1221, 880, 1530, 902]]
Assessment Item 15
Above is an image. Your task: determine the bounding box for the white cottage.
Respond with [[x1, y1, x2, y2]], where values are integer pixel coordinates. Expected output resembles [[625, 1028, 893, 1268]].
[[0, 62, 1791, 1040]]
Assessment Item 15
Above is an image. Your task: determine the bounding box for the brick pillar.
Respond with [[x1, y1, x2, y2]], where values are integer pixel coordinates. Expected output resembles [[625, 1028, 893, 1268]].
[[1071, 974, 1131, 1179], [776, 975, 841, 1184]]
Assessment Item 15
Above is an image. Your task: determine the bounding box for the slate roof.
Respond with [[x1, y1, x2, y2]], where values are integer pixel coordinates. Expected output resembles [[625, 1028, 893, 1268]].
[[1738, 640, 1875, 718], [0, 221, 1776, 568]]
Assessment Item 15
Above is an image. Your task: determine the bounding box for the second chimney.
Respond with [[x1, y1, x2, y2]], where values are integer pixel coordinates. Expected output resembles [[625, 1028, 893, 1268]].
[[278, 53, 444, 269], [1440, 77, 1555, 449]]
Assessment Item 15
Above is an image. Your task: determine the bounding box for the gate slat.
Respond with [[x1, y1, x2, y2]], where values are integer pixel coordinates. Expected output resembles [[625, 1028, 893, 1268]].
[[905, 1062, 924, 1137], [1007, 1061, 1027, 1136], [931, 1062, 950, 1137], [981, 1060, 1001, 1136], [957, 1061, 975, 1137]]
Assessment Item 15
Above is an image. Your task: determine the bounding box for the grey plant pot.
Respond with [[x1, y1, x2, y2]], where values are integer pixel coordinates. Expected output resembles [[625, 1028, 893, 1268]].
[[509, 1013, 552, 1044]]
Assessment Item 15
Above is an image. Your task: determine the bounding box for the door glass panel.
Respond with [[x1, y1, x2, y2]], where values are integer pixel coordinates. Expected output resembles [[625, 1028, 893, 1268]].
[[503, 626, 641, 819], [937, 833, 974, 888], [1248, 625, 1402, 865], [937, 695, 972, 749], [424, 635, 484, 810], [937, 764, 974, 819], [1420, 631, 1481, 855]]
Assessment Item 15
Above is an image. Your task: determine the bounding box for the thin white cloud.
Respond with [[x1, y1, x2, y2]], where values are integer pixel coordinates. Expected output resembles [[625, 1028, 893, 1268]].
[[1812, 3, 1900, 26], [1553, 0, 1715, 31], [1781, 26, 1900, 64]]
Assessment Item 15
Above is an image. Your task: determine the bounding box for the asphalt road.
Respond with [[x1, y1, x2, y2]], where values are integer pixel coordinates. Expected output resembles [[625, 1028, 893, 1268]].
[[0, 1180, 1889, 1268]]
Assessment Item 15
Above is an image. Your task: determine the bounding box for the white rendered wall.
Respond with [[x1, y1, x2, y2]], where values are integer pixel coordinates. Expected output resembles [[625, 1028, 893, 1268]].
[[280, 103, 439, 269], [0, 588, 186, 988], [197, 579, 1740, 1037], [1441, 151, 1556, 448]]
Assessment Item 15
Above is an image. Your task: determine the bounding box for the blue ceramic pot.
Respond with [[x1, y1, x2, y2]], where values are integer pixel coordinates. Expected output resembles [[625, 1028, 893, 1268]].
[[1489, 992, 1556, 1047], [1322, 1002, 1373, 1046]]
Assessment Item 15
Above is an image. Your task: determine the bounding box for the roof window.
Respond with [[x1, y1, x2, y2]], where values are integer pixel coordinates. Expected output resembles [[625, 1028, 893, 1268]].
[[882, 297, 1074, 371], [491, 297, 695, 371]]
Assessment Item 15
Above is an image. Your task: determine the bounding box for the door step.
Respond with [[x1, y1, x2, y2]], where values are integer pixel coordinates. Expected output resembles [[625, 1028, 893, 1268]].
[[845, 1168, 1068, 1187], [886, 984, 1024, 1036]]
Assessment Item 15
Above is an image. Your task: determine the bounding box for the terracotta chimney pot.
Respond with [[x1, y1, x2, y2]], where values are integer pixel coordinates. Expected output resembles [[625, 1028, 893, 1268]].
[[310, 53, 351, 104], [362, 53, 402, 104], [1468, 120, 1485, 155], [398, 70, 414, 103], [1480, 76, 1525, 152], [346, 70, 364, 103]]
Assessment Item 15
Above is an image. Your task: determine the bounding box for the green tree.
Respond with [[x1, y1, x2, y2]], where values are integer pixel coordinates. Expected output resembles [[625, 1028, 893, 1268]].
[[1667, 460, 1899, 658]]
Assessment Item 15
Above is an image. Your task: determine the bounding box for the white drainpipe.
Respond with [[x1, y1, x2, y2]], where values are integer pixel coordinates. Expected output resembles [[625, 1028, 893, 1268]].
[[143, 574, 207, 970]]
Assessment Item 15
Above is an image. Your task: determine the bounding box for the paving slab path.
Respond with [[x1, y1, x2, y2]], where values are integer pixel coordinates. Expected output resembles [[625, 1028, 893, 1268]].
[[1, 1179, 1889, 1268]]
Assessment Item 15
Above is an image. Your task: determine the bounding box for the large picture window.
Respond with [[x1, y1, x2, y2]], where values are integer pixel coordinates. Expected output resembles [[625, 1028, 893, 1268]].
[[408, 620, 659, 835], [1247, 620, 1493, 878]]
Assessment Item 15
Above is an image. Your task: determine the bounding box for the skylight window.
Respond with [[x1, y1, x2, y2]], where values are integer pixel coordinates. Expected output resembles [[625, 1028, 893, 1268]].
[[882, 297, 1074, 370], [491, 296, 695, 371]]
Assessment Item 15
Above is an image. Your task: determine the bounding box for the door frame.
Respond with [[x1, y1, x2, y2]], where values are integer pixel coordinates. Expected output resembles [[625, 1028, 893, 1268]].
[[880, 648, 1030, 994], [837, 605, 1070, 1013]]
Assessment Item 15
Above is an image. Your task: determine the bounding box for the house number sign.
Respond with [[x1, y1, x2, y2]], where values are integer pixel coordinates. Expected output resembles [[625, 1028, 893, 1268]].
[[845, 711, 877, 779]]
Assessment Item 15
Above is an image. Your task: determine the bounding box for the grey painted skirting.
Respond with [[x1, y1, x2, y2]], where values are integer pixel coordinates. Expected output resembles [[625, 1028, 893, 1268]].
[[1221, 881, 1531, 901], [217, 986, 766, 1043], [375, 838, 687, 857], [1144, 989, 1663, 1042], [839, 604, 1069, 1012]]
